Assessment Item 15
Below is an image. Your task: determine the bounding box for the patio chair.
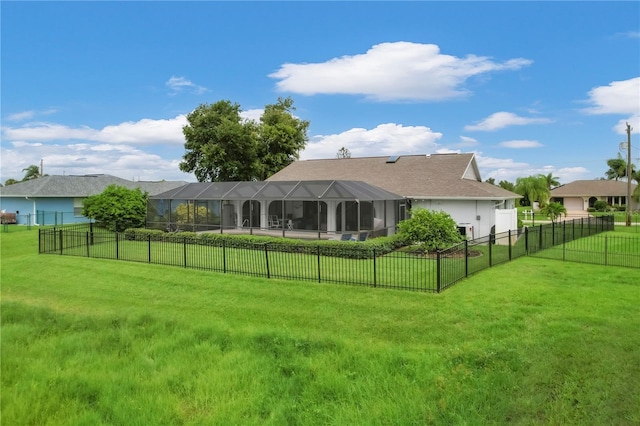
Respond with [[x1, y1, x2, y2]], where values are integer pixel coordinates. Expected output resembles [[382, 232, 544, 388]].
[[356, 231, 368, 241], [269, 215, 281, 228]]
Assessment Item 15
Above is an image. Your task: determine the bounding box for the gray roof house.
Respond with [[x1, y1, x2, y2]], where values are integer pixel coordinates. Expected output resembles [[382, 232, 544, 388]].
[[268, 153, 521, 239], [0, 174, 187, 225], [550, 179, 639, 212]]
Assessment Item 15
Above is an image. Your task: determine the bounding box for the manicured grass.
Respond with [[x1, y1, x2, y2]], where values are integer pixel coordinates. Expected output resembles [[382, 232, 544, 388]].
[[2, 227, 639, 425]]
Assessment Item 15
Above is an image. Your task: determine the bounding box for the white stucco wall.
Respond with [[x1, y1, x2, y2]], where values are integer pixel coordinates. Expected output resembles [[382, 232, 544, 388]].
[[411, 199, 518, 239]]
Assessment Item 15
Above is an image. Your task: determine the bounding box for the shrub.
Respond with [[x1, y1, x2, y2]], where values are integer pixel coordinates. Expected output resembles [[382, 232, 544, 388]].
[[396, 208, 463, 251], [593, 200, 609, 212], [82, 185, 147, 232]]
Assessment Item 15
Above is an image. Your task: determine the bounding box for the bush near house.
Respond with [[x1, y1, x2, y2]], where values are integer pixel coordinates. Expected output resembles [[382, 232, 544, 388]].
[[396, 208, 463, 251]]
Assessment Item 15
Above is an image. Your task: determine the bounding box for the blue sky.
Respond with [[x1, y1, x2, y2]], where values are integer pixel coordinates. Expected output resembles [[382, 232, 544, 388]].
[[2, 1, 639, 185]]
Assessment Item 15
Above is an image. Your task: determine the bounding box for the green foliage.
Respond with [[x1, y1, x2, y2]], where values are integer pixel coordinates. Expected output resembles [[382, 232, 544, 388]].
[[4, 178, 19, 186], [593, 200, 609, 212], [515, 175, 550, 207], [82, 185, 148, 232], [397, 208, 463, 250], [123, 228, 406, 259], [179, 97, 309, 182], [538, 202, 567, 223], [605, 153, 635, 181], [498, 180, 516, 192], [21, 165, 41, 181]]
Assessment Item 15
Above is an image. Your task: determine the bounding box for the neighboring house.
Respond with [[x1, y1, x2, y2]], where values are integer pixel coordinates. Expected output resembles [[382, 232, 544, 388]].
[[269, 153, 521, 239], [0, 174, 187, 225], [550, 180, 639, 212]]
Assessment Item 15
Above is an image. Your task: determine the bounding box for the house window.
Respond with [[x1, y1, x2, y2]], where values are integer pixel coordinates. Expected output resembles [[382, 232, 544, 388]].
[[73, 198, 84, 216]]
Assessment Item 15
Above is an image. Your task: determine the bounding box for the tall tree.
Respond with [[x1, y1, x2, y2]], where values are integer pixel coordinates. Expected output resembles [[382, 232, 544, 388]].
[[540, 172, 560, 190], [179, 97, 308, 182], [255, 97, 309, 180], [515, 175, 549, 207], [485, 177, 496, 185], [180, 100, 257, 182], [21, 165, 41, 181], [605, 153, 636, 181], [498, 180, 516, 192]]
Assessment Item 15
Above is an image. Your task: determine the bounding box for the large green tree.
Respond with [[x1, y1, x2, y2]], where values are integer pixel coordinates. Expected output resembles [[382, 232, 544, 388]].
[[179, 97, 308, 182], [515, 175, 550, 207], [255, 97, 310, 180], [82, 185, 148, 232]]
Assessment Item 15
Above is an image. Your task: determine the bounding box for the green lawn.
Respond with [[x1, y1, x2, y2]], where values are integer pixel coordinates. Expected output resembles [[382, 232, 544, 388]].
[[2, 227, 639, 425]]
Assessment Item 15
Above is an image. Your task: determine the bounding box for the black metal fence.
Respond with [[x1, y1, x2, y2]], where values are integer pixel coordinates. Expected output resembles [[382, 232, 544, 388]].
[[39, 216, 627, 292]]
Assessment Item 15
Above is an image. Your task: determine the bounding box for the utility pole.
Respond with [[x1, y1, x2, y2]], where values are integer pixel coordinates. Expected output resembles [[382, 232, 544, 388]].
[[625, 123, 632, 227]]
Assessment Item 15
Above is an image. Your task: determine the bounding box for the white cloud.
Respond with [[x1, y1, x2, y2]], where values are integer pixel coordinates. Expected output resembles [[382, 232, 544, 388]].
[[270, 42, 532, 101], [300, 123, 442, 160], [499, 140, 543, 149], [582, 77, 640, 134], [6, 108, 57, 122], [0, 141, 192, 183], [464, 111, 553, 131], [240, 109, 263, 123], [165, 76, 209, 95], [2, 115, 187, 145], [477, 154, 590, 184]]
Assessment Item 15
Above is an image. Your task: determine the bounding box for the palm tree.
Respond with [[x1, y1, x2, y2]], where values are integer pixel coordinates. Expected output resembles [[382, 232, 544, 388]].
[[515, 175, 549, 207], [605, 154, 632, 181], [539, 201, 567, 223], [21, 165, 41, 181], [540, 172, 560, 190], [4, 178, 19, 186]]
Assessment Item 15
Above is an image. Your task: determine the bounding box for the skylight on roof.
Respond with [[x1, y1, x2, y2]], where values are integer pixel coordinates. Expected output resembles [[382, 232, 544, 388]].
[[386, 155, 400, 163]]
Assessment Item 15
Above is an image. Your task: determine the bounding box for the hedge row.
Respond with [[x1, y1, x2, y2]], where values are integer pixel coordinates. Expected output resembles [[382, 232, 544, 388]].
[[123, 228, 408, 259]]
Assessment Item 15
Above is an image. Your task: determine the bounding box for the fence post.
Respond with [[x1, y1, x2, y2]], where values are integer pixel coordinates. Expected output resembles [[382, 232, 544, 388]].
[[488, 237, 493, 267], [317, 245, 321, 283], [90, 222, 94, 245], [86, 232, 90, 257], [436, 250, 441, 293], [115, 232, 119, 260], [373, 248, 377, 288], [525, 227, 529, 255], [552, 222, 555, 246], [563, 224, 566, 261], [148, 234, 152, 263], [59, 229, 63, 255], [508, 229, 512, 261], [604, 235, 608, 266], [264, 243, 270, 279], [183, 236, 187, 268], [464, 239, 469, 277], [223, 240, 227, 273], [539, 224, 543, 249]]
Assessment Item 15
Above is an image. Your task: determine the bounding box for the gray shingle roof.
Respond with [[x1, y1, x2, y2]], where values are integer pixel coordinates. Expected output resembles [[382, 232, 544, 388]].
[[268, 153, 520, 200], [550, 180, 638, 197], [0, 174, 187, 197]]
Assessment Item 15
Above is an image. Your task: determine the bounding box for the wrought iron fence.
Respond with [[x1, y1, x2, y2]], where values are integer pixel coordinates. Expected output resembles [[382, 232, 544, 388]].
[[39, 216, 626, 292]]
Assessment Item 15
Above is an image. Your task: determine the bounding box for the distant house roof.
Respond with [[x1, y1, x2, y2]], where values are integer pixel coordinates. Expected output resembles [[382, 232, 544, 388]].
[[551, 180, 638, 197], [268, 153, 520, 200], [151, 180, 402, 202], [0, 174, 188, 198]]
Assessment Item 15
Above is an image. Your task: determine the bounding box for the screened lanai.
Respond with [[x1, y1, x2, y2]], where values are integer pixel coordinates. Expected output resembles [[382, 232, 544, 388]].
[[147, 180, 404, 239]]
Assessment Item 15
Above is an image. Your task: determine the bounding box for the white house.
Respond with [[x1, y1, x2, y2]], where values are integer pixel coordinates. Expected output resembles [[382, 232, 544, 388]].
[[268, 153, 521, 239]]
